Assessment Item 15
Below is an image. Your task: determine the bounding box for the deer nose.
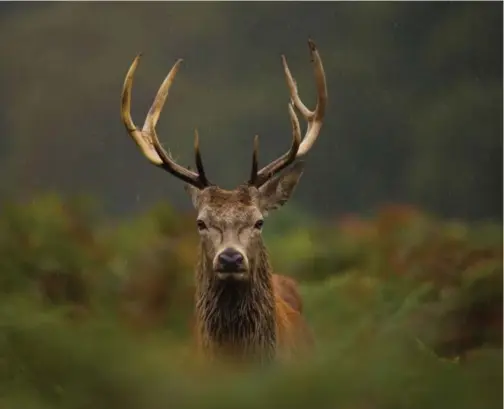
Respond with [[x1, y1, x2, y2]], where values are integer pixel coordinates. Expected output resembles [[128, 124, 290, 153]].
[[217, 248, 245, 272]]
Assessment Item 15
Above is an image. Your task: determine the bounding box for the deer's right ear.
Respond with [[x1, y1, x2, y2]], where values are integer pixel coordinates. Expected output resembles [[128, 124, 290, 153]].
[[258, 161, 304, 215], [184, 184, 202, 209]]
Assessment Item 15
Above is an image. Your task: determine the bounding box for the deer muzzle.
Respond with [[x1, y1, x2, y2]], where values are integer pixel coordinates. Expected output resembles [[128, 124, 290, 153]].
[[214, 247, 248, 279]]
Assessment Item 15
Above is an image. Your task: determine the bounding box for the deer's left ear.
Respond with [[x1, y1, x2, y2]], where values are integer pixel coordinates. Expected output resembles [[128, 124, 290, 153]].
[[258, 161, 304, 215]]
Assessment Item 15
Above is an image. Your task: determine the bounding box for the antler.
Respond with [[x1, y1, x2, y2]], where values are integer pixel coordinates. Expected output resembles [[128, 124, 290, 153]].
[[121, 55, 211, 189], [249, 39, 327, 187]]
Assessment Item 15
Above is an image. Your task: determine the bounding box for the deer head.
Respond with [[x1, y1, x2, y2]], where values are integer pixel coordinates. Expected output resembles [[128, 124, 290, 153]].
[[120, 40, 327, 284]]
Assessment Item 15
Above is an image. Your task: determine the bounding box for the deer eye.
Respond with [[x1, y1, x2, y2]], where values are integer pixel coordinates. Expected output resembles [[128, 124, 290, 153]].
[[196, 220, 207, 231], [254, 219, 264, 230]]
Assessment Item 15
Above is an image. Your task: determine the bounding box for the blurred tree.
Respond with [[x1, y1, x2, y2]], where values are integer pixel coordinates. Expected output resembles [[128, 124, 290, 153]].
[[0, 2, 501, 221]]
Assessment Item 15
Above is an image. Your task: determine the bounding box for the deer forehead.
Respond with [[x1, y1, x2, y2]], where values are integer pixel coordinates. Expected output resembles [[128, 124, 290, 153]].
[[197, 186, 263, 225]]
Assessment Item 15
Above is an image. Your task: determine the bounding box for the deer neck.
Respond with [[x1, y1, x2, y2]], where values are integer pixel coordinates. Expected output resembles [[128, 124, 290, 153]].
[[195, 240, 277, 363]]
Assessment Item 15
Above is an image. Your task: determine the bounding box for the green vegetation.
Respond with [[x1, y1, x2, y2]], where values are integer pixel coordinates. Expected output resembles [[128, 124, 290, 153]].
[[1, 195, 501, 409]]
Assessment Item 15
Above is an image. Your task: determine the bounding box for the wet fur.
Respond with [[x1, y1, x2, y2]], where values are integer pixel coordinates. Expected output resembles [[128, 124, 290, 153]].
[[191, 183, 313, 364]]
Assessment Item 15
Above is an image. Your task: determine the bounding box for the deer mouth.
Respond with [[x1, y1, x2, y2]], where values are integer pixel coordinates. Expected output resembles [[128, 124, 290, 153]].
[[215, 269, 248, 281]]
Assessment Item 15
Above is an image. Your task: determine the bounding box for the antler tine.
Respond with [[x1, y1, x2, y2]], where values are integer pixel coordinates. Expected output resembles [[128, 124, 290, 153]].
[[120, 54, 210, 189], [147, 116, 210, 188], [249, 135, 260, 185], [194, 129, 210, 186], [121, 54, 163, 166], [142, 58, 183, 133], [250, 39, 328, 187], [249, 103, 301, 186]]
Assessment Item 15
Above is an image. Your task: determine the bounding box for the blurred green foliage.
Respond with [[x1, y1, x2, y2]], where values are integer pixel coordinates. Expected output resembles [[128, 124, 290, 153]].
[[0, 194, 502, 409]]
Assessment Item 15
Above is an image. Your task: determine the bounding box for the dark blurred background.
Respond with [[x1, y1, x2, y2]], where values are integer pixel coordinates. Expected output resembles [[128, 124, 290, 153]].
[[0, 2, 501, 221]]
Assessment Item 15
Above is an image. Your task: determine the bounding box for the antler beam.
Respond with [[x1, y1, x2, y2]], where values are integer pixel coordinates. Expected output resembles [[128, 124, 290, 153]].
[[249, 39, 328, 187], [120, 55, 211, 189]]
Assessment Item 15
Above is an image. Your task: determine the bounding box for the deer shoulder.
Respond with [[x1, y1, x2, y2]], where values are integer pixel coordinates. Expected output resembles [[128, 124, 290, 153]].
[[272, 273, 303, 313]]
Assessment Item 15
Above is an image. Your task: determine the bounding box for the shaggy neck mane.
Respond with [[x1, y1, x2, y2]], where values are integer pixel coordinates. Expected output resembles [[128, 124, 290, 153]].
[[195, 240, 277, 363]]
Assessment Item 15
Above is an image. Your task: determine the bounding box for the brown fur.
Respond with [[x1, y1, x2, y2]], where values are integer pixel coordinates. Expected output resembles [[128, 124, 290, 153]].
[[272, 274, 304, 313], [187, 171, 312, 365], [193, 242, 312, 364]]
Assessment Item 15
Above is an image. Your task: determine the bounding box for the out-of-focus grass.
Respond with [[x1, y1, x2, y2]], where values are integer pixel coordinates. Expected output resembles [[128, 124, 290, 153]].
[[1, 282, 501, 409], [0, 196, 502, 409]]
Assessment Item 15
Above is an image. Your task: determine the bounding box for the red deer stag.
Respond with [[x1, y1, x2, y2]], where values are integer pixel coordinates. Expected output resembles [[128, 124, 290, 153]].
[[120, 40, 327, 364]]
